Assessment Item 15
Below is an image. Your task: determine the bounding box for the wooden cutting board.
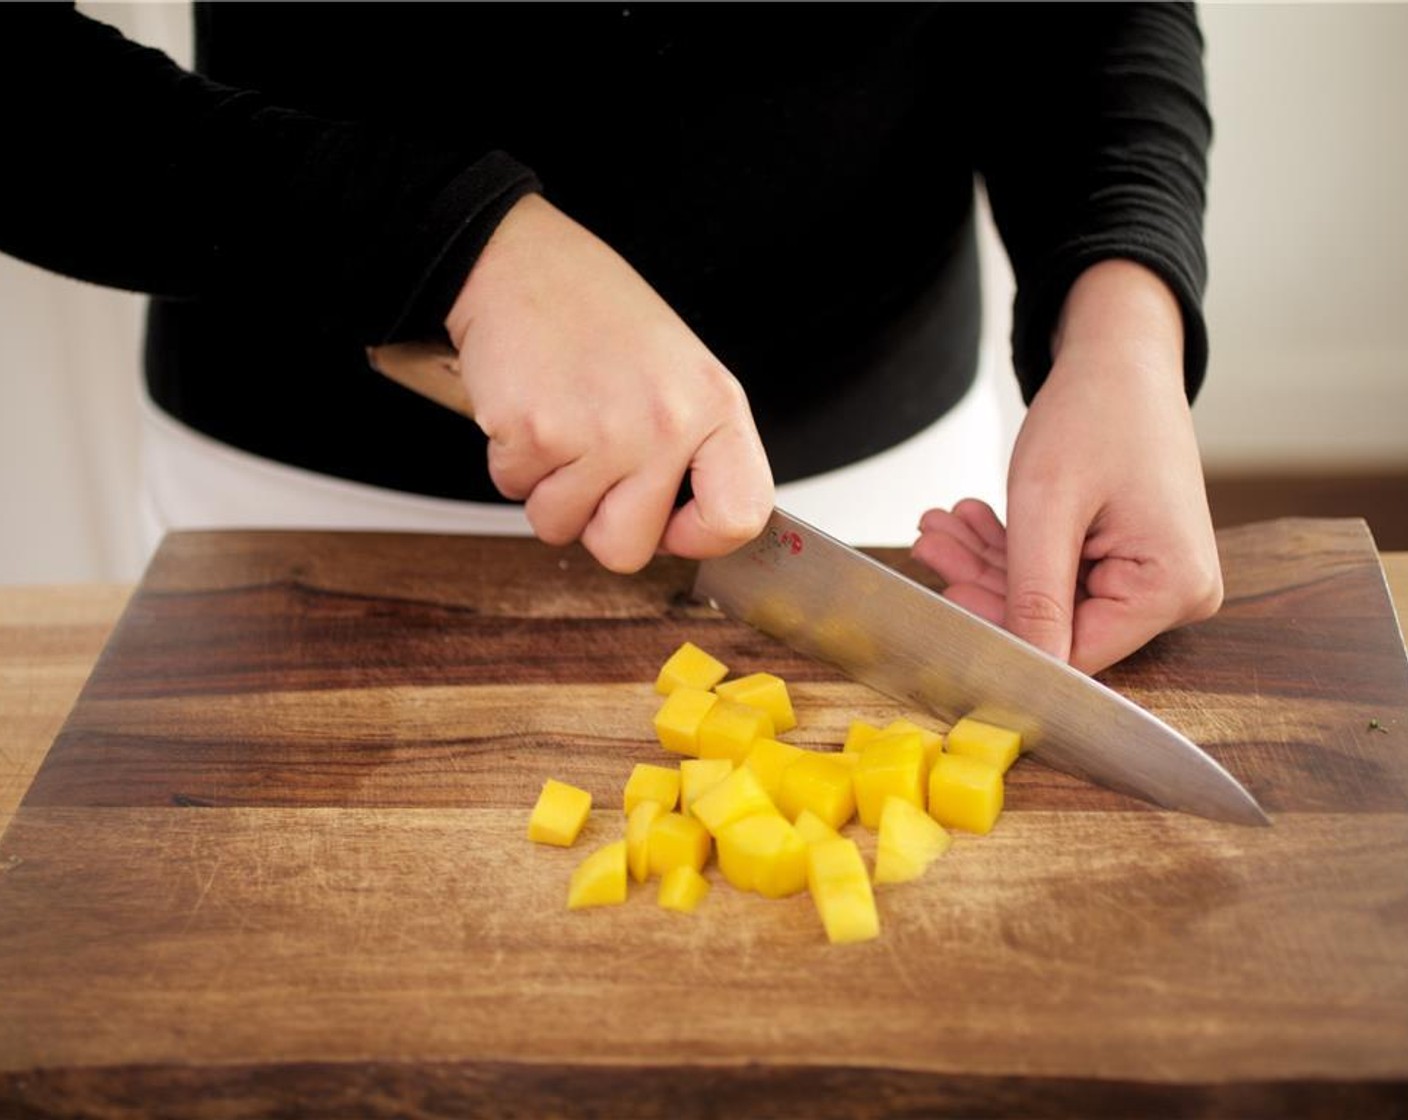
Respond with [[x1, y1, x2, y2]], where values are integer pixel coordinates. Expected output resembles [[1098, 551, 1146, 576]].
[[2, 519, 1406, 1117]]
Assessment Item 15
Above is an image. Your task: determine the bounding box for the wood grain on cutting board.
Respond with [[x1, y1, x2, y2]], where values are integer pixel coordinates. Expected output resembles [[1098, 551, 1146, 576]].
[[1, 519, 1405, 1118]]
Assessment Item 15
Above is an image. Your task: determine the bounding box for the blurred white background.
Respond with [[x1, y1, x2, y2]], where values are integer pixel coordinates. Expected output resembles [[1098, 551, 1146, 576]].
[[1, 2, 1405, 582]]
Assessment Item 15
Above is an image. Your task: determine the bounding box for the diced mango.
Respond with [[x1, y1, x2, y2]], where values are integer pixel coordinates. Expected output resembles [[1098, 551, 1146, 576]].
[[626, 800, 665, 883], [623, 762, 681, 815], [689, 765, 776, 837], [567, 840, 628, 910], [655, 641, 728, 695], [843, 720, 886, 753], [793, 808, 841, 846], [852, 732, 926, 829], [946, 716, 1022, 774], [806, 837, 879, 944], [884, 718, 945, 775], [829, 750, 861, 770], [928, 753, 1004, 835], [679, 757, 734, 815], [716, 812, 808, 898], [647, 811, 712, 877], [715, 672, 797, 734], [743, 738, 806, 799], [776, 752, 856, 830], [527, 778, 593, 847], [658, 865, 710, 913], [653, 687, 718, 756], [697, 698, 774, 764], [874, 796, 952, 884]]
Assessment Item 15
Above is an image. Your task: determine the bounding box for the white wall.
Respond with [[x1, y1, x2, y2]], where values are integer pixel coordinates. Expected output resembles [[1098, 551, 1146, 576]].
[[1196, 2, 1408, 468], [0, 3, 1404, 583]]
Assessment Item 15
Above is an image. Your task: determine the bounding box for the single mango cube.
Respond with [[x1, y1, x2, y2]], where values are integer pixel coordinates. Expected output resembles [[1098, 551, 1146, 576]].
[[884, 718, 945, 775], [567, 840, 628, 910], [697, 698, 774, 764], [527, 778, 593, 847], [715, 672, 797, 734], [626, 800, 665, 883], [874, 795, 952, 885], [806, 837, 879, 945], [776, 752, 856, 830], [743, 738, 806, 799], [623, 762, 681, 815], [716, 812, 808, 898], [647, 811, 712, 877], [793, 808, 841, 846], [689, 765, 776, 837], [655, 641, 728, 695], [658, 865, 710, 913], [852, 732, 926, 829], [679, 757, 734, 815], [946, 716, 1022, 774], [843, 720, 886, 754], [653, 687, 718, 756], [929, 753, 1004, 835]]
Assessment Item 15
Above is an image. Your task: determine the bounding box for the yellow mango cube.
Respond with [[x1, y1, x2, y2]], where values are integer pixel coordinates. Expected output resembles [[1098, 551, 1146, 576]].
[[697, 698, 774, 764], [527, 778, 593, 847], [716, 812, 808, 898], [623, 763, 681, 815], [874, 795, 952, 884], [689, 764, 776, 837], [946, 716, 1023, 774], [715, 672, 797, 734], [658, 865, 710, 913], [852, 732, 926, 829], [843, 720, 886, 754], [647, 811, 712, 877], [885, 718, 945, 774], [567, 840, 628, 910], [793, 808, 841, 846], [806, 837, 879, 945], [626, 800, 665, 883], [776, 752, 856, 830], [743, 738, 806, 799], [928, 753, 1004, 835], [679, 757, 734, 815], [653, 687, 718, 756], [655, 641, 728, 695]]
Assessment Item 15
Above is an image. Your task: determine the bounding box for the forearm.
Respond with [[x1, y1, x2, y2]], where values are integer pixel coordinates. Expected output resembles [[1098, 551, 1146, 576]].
[[0, 4, 537, 342], [971, 2, 1212, 403]]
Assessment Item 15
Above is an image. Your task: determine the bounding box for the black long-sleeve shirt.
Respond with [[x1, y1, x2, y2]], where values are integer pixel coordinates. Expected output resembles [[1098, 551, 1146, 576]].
[[0, 3, 1211, 502]]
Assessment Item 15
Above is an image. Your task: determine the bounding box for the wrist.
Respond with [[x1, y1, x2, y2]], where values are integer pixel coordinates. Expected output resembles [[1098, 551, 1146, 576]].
[[1050, 260, 1186, 393], [444, 191, 549, 352]]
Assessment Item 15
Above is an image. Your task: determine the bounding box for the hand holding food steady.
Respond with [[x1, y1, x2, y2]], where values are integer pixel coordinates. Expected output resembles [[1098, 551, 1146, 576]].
[[443, 194, 774, 573], [912, 260, 1223, 675]]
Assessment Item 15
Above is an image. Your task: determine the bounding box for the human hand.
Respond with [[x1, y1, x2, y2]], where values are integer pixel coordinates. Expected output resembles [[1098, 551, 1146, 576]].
[[443, 194, 773, 573], [911, 260, 1223, 675]]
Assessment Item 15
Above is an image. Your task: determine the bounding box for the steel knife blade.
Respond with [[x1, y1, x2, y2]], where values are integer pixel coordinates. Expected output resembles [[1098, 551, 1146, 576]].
[[694, 508, 1269, 826]]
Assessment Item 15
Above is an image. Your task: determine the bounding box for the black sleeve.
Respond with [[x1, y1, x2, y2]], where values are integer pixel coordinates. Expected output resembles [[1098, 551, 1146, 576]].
[[0, 3, 540, 344], [967, 3, 1212, 403]]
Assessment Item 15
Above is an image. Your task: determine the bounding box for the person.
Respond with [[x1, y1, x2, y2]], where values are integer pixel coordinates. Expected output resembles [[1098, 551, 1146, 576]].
[[0, 3, 1222, 675]]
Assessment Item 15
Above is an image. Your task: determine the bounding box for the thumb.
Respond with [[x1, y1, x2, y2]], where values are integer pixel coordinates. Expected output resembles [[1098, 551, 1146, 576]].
[[661, 418, 774, 559], [1002, 490, 1087, 664]]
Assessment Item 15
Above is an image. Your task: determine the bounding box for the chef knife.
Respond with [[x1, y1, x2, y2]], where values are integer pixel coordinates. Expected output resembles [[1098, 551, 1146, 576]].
[[696, 508, 1269, 826], [367, 341, 1268, 826]]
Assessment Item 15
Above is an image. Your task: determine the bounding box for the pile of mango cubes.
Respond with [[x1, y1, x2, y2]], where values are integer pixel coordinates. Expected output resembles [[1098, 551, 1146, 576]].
[[527, 641, 1022, 944]]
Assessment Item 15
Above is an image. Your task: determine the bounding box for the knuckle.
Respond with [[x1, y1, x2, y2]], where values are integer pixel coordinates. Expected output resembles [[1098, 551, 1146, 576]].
[[1009, 585, 1072, 630]]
